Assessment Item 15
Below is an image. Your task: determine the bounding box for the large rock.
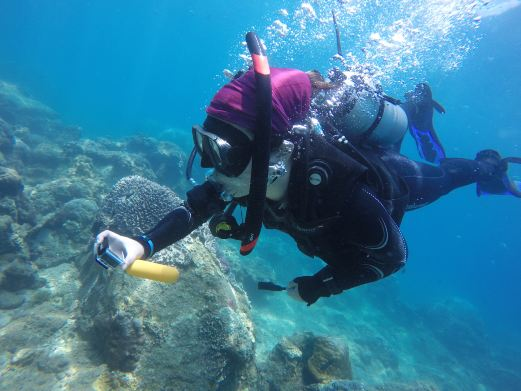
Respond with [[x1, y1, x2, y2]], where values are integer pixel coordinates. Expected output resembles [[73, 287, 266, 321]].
[[260, 332, 352, 391], [422, 298, 489, 358], [77, 176, 257, 390], [63, 138, 158, 184], [0, 166, 23, 197], [305, 380, 440, 391], [0, 81, 81, 144], [0, 117, 15, 155], [125, 136, 187, 190], [0, 215, 28, 256], [0, 290, 25, 309], [0, 260, 44, 291]]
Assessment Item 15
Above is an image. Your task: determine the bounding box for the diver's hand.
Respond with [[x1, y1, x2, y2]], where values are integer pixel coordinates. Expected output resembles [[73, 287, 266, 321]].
[[287, 280, 305, 302], [94, 230, 145, 270], [287, 276, 322, 306]]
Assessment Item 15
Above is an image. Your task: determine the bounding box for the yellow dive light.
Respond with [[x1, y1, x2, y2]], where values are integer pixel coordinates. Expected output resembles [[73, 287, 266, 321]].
[[125, 259, 179, 283], [95, 238, 179, 283]]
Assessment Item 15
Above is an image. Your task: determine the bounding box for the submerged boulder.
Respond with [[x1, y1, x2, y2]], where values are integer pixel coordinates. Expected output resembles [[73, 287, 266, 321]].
[[0, 166, 23, 197], [304, 380, 440, 391], [308, 335, 353, 384], [0, 81, 81, 143], [422, 297, 488, 358], [125, 136, 186, 190], [0, 290, 25, 309], [0, 118, 15, 155], [260, 332, 353, 391], [0, 260, 43, 291], [78, 176, 257, 390]]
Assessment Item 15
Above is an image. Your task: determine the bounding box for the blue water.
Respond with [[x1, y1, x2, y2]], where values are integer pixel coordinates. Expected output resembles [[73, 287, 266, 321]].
[[1, 0, 520, 384]]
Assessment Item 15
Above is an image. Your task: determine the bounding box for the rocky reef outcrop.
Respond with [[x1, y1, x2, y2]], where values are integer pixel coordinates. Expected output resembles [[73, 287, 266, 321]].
[[77, 176, 257, 390], [259, 332, 353, 391], [1, 78, 520, 391]]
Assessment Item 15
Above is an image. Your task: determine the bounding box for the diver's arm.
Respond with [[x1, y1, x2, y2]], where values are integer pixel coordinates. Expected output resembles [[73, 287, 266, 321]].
[[290, 184, 408, 305], [134, 181, 226, 258]]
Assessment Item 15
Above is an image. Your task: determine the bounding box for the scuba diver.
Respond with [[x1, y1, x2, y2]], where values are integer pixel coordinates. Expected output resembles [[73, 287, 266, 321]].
[[94, 33, 520, 306]]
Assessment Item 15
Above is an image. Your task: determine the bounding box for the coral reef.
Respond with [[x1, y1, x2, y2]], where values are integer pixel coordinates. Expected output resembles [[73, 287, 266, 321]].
[[0, 78, 519, 391], [76, 175, 256, 390]]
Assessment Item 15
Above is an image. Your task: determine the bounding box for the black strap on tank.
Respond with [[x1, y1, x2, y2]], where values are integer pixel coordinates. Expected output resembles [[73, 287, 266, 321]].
[[359, 97, 386, 143]]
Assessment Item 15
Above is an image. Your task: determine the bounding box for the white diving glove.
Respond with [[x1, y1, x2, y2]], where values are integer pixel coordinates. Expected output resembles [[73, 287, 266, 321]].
[[94, 230, 145, 270]]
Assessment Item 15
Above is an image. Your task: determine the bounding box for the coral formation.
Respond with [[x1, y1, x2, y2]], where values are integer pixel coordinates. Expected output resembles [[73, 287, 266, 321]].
[[93, 175, 183, 236], [0, 78, 519, 391], [77, 176, 256, 389]]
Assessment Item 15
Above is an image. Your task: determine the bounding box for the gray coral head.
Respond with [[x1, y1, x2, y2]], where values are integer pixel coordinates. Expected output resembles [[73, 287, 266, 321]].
[[93, 175, 182, 236], [0, 167, 23, 196]]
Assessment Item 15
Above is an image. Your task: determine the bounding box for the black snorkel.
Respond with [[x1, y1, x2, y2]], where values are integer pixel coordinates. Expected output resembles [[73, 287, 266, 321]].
[[186, 146, 198, 185], [239, 31, 273, 256]]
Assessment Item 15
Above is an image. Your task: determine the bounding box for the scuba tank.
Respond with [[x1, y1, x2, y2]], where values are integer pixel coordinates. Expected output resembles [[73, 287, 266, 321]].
[[320, 12, 408, 148], [313, 69, 408, 148]]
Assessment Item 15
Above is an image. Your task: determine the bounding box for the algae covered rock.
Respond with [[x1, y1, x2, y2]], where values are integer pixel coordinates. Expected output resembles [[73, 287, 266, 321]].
[[305, 380, 368, 391], [78, 176, 256, 390], [0, 260, 43, 291], [0, 290, 25, 309], [0, 166, 23, 196], [0, 117, 15, 154], [67, 139, 157, 183], [0, 215, 28, 255], [126, 135, 186, 190], [308, 336, 353, 384], [0, 80, 81, 143], [27, 142, 66, 166], [305, 380, 439, 391], [261, 332, 353, 391]]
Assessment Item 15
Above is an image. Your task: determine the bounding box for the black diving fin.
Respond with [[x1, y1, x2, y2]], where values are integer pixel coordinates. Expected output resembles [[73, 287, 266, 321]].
[[403, 83, 446, 165], [476, 151, 521, 198]]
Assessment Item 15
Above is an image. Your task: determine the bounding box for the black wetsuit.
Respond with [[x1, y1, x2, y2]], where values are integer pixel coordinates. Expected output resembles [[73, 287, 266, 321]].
[[135, 134, 488, 304]]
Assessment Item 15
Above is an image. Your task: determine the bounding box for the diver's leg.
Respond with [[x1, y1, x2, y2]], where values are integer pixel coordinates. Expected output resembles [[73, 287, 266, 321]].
[[382, 153, 486, 209]]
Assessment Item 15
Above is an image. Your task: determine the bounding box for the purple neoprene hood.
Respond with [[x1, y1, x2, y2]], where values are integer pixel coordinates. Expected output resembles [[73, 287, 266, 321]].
[[206, 68, 312, 135]]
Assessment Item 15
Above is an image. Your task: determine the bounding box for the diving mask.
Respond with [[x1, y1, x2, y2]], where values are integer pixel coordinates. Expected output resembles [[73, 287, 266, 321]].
[[192, 125, 252, 177]]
